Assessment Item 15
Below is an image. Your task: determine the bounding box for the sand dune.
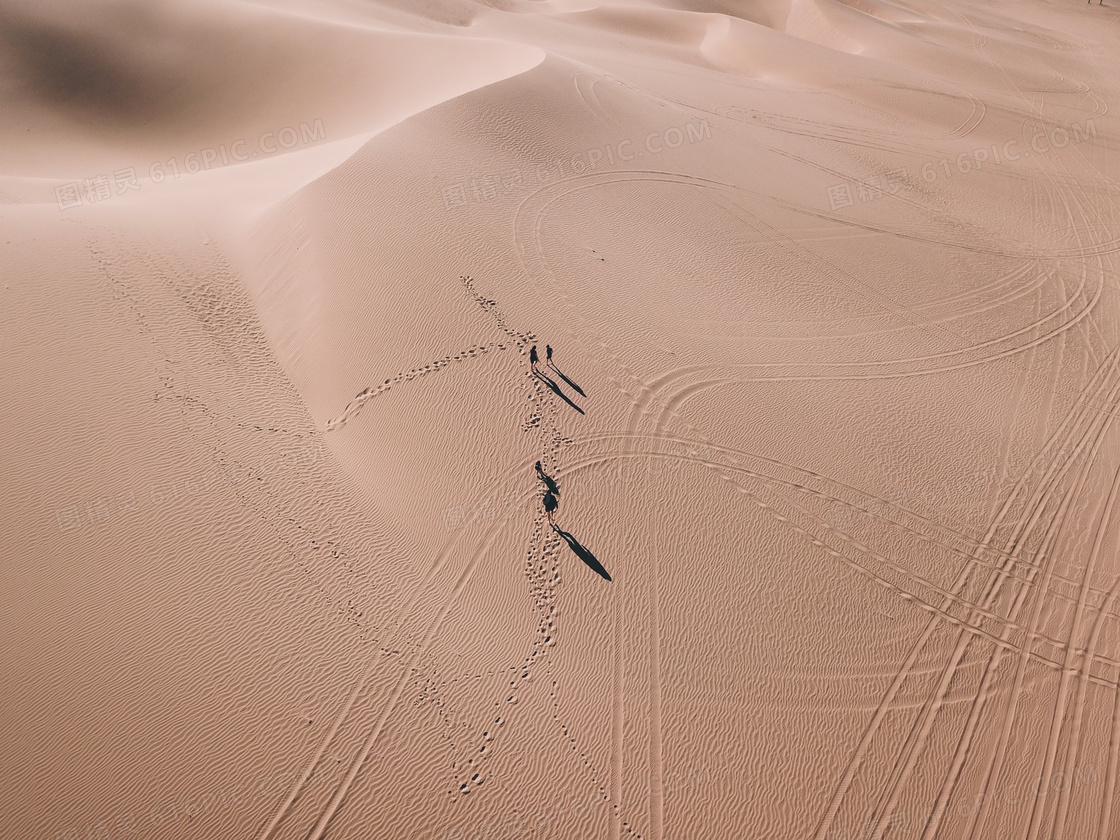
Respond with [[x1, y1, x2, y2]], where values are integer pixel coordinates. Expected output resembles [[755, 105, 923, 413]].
[[3, 0, 1120, 838]]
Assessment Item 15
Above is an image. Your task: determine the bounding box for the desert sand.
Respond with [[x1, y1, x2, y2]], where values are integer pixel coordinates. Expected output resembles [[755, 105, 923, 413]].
[[3, 0, 1120, 837]]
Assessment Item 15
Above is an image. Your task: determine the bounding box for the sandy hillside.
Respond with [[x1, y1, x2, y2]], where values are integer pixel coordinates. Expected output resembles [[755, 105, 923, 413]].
[[3, 0, 1120, 838]]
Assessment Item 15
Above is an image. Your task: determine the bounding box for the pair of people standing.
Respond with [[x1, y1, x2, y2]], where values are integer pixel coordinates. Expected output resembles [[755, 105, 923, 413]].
[[529, 343, 587, 411], [528, 344, 554, 372]]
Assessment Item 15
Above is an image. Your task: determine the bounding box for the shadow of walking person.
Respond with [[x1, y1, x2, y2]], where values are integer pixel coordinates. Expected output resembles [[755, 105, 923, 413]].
[[533, 369, 585, 415], [535, 460, 560, 496], [546, 345, 586, 398], [551, 524, 611, 581]]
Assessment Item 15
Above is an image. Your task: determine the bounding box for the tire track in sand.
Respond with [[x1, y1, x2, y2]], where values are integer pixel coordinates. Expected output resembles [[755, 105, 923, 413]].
[[812, 341, 1120, 840], [513, 168, 1110, 840], [914, 31, 1120, 839]]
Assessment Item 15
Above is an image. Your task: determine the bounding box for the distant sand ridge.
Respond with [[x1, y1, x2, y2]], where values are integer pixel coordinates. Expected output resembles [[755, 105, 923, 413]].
[[3, 0, 1120, 838]]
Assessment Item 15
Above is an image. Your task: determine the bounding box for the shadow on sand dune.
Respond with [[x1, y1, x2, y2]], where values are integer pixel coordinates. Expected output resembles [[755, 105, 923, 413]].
[[547, 361, 586, 398], [534, 370, 584, 415], [552, 524, 610, 581]]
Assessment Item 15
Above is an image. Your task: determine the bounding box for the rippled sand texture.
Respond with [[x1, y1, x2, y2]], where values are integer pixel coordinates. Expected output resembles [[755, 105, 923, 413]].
[[3, 0, 1120, 838]]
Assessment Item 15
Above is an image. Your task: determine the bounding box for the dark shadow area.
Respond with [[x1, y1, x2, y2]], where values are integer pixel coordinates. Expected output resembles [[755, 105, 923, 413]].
[[534, 370, 585, 415], [552, 524, 611, 581], [548, 362, 586, 398], [535, 462, 560, 496], [0, 4, 235, 129]]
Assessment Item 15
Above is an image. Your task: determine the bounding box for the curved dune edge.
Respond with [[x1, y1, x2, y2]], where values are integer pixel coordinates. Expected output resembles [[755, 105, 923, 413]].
[[1, 32, 546, 210], [0, 0, 546, 187], [6, 1, 1120, 839]]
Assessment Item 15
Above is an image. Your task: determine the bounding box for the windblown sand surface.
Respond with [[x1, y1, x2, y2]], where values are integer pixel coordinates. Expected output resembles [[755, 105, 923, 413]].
[[3, 0, 1120, 837]]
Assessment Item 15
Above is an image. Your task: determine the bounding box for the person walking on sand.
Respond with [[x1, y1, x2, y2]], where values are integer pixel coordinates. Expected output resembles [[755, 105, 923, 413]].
[[546, 345, 553, 364], [529, 344, 539, 372], [542, 490, 558, 525], [535, 460, 560, 496]]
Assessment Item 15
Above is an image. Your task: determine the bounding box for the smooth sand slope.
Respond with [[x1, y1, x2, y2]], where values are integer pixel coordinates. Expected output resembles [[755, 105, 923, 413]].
[[3, 0, 1120, 837]]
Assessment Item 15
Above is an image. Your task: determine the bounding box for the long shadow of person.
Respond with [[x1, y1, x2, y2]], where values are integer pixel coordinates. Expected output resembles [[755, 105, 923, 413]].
[[546, 345, 586, 398], [533, 369, 585, 415], [551, 523, 611, 581]]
